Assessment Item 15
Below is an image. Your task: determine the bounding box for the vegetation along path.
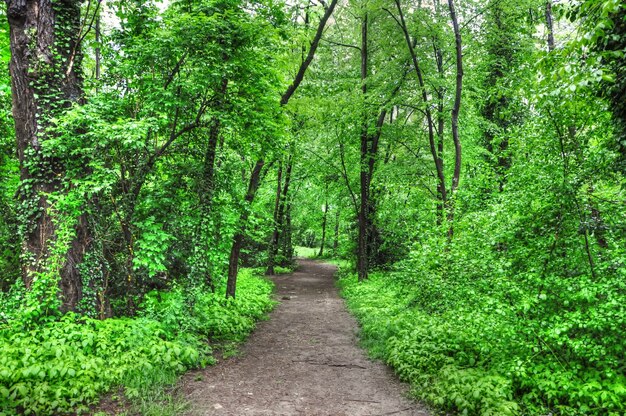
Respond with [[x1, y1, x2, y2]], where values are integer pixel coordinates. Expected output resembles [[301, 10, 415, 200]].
[[182, 259, 429, 416]]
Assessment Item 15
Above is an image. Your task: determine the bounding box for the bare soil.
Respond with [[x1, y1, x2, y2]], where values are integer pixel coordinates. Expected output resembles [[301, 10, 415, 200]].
[[181, 259, 430, 416]]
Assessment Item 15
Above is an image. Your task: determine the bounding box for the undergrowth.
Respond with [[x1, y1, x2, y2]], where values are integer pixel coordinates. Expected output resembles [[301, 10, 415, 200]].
[[0, 269, 275, 415], [339, 264, 626, 416]]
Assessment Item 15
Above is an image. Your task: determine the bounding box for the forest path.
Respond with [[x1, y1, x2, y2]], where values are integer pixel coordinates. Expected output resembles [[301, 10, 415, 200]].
[[182, 259, 429, 416]]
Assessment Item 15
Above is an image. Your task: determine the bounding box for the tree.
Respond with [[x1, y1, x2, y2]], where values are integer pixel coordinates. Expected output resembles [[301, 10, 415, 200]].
[[7, 0, 90, 312], [226, 0, 338, 297]]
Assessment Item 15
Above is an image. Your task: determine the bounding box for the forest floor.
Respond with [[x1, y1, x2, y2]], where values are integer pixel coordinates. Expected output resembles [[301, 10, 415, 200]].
[[180, 259, 430, 416]]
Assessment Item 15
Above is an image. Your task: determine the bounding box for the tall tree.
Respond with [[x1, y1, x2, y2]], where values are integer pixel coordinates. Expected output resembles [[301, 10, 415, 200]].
[[226, 0, 339, 297], [7, 0, 89, 312]]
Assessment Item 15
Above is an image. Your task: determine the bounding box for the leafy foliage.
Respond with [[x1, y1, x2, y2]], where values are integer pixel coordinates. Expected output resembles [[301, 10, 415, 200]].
[[0, 270, 274, 415]]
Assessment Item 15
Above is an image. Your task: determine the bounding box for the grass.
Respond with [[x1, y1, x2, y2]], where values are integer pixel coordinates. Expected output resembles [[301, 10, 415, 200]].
[[294, 245, 319, 258]]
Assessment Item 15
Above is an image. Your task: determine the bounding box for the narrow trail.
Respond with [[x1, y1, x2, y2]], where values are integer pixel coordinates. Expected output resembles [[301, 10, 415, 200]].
[[182, 259, 430, 416]]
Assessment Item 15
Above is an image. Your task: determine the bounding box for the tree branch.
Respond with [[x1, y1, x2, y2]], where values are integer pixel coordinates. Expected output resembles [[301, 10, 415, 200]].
[[281, 0, 339, 105]]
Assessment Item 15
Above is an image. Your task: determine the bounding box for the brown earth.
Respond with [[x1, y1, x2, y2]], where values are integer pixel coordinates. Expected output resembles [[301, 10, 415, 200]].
[[181, 259, 430, 416]]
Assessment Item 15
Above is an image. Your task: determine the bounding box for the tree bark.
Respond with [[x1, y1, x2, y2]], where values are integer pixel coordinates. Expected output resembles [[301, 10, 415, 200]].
[[266, 164, 283, 275], [394, 0, 447, 216], [318, 192, 328, 257], [7, 0, 89, 312], [281, 0, 339, 106], [267, 155, 293, 274], [357, 12, 369, 282], [545, 1, 555, 52], [446, 0, 463, 238], [228, 0, 338, 295], [191, 76, 228, 288], [226, 160, 264, 298], [430, 35, 445, 225], [333, 210, 340, 255]]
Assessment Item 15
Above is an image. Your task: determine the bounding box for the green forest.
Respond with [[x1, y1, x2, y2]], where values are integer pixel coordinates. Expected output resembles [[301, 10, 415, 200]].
[[0, 0, 625, 414]]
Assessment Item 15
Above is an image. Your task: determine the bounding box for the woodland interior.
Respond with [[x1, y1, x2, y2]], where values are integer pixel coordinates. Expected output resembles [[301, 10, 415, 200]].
[[0, 0, 625, 415]]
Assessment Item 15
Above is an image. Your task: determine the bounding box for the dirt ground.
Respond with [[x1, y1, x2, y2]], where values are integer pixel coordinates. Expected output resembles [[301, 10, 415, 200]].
[[181, 259, 430, 416]]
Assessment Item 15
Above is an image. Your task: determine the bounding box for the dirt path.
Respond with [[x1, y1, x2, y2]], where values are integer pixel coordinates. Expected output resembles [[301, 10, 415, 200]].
[[182, 259, 430, 416]]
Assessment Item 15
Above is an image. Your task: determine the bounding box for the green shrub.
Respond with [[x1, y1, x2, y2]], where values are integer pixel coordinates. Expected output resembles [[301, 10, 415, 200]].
[[0, 269, 275, 415], [340, 268, 626, 416]]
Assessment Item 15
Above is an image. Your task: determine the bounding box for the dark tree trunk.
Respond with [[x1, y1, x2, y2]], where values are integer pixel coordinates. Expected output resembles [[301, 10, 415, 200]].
[[277, 158, 293, 265], [395, 0, 447, 220], [283, 199, 293, 263], [226, 160, 265, 298], [266, 164, 283, 275], [433, 37, 445, 226], [318, 194, 328, 257], [267, 155, 292, 274], [192, 77, 228, 288], [545, 1, 555, 52], [229, 0, 337, 295], [95, 12, 101, 82], [333, 210, 340, 255], [357, 12, 369, 282], [281, 0, 339, 105], [7, 0, 89, 312], [446, 0, 463, 238]]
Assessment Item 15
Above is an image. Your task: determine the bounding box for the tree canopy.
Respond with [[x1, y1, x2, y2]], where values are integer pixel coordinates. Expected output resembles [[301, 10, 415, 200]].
[[1, 0, 625, 414]]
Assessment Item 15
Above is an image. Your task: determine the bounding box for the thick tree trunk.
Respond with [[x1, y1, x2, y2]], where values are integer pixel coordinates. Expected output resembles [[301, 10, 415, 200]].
[[191, 77, 229, 288], [7, 0, 88, 312]]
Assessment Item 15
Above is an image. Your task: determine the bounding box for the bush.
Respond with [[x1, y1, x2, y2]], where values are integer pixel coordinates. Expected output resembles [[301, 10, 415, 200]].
[[0, 269, 275, 415], [340, 268, 626, 416]]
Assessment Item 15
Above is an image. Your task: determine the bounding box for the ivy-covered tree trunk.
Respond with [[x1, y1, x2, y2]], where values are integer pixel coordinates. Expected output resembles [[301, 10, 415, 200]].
[[7, 0, 88, 312]]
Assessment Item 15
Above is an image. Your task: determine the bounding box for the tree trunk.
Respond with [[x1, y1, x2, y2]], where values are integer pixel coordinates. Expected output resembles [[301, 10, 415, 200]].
[[395, 0, 447, 221], [357, 12, 369, 282], [446, 0, 463, 238], [226, 160, 264, 298], [267, 155, 292, 274], [266, 164, 283, 275], [281, 0, 339, 105], [318, 194, 328, 257], [192, 77, 229, 287], [333, 210, 340, 255], [433, 36, 446, 226], [7, 0, 89, 312], [545, 1, 555, 52], [283, 199, 293, 264]]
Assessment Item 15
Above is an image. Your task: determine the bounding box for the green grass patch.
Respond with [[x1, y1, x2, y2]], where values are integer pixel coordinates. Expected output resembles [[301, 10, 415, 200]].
[[0, 269, 275, 415], [294, 245, 319, 258]]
